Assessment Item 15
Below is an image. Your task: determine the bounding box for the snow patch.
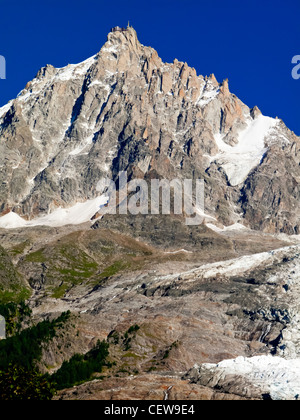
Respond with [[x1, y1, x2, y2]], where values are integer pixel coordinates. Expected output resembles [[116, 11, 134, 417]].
[[69, 133, 95, 156], [206, 222, 247, 233], [196, 81, 219, 107], [54, 55, 97, 82], [16, 54, 97, 104], [0, 102, 12, 120], [0, 212, 28, 229], [213, 115, 279, 186], [88, 80, 110, 91], [164, 249, 193, 255], [101, 44, 119, 54], [0, 196, 108, 229]]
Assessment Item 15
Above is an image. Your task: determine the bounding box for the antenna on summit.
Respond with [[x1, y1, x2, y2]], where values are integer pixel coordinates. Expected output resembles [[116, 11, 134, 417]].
[[127, 20, 130, 28]]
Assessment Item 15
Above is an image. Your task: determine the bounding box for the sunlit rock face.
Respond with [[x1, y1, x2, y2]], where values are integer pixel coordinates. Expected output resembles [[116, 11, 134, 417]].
[[0, 26, 299, 233]]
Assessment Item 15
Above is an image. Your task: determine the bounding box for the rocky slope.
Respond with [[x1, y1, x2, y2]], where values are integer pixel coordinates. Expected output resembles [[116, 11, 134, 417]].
[[0, 26, 299, 233], [0, 202, 299, 400], [22, 227, 298, 401]]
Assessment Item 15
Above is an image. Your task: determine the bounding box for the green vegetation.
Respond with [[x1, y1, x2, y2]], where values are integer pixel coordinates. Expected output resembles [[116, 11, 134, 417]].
[[127, 324, 140, 334], [0, 308, 111, 399], [0, 365, 55, 401], [108, 324, 141, 352], [0, 311, 72, 399], [20, 230, 152, 299], [0, 301, 32, 336], [96, 261, 131, 283], [123, 324, 140, 351], [51, 283, 71, 299], [0, 311, 71, 371], [107, 330, 120, 345], [23, 248, 46, 263], [162, 341, 179, 360], [50, 340, 110, 390], [24, 244, 99, 298], [0, 288, 31, 306], [8, 240, 31, 257], [0, 245, 31, 304]]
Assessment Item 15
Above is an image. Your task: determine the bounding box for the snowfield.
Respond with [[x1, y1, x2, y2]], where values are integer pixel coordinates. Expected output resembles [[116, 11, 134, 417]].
[[213, 115, 280, 186], [0, 195, 108, 229]]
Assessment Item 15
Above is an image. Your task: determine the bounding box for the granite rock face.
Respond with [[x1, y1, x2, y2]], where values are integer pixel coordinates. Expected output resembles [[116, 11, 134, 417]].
[[0, 27, 299, 233]]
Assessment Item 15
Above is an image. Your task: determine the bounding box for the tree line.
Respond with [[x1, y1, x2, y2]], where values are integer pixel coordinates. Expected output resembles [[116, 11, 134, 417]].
[[0, 304, 110, 400]]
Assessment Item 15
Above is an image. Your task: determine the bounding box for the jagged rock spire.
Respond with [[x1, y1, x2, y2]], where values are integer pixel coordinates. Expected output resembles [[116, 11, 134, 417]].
[[0, 28, 299, 234]]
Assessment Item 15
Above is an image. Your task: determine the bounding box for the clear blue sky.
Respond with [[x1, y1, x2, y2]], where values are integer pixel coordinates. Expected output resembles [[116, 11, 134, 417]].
[[0, 0, 299, 134]]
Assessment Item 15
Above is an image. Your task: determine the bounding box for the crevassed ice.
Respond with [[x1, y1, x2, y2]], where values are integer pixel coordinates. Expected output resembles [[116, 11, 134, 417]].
[[199, 355, 300, 401]]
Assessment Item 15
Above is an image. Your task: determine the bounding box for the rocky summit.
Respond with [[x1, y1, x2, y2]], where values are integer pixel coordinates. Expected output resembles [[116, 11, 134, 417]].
[[0, 26, 300, 400], [0, 26, 299, 233]]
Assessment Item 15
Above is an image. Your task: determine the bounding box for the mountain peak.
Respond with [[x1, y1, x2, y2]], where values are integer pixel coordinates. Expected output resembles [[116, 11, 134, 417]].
[[0, 28, 299, 234], [105, 25, 139, 50]]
